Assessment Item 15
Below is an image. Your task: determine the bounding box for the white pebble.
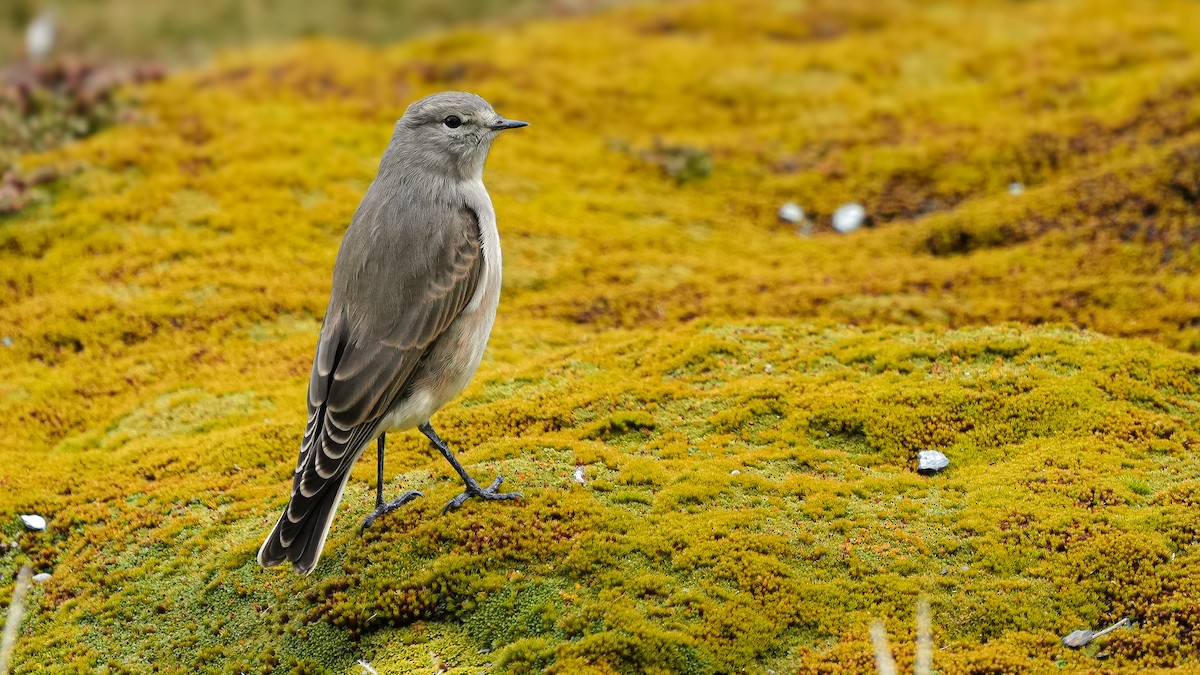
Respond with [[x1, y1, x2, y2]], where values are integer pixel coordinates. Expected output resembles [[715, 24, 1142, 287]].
[[763, 363, 773, 374], [25, 11, 56, 62], [778, 201, 805, 223], [1, 336, 11, 347], [20, 514, 46, 531], [832, 203, 866, 233], [1008, 181, 1025, 196], [917, 450, 950, 473], [32, 572, 51, 583], [573, 466, 585, 485], [730, 470, 740, 476]]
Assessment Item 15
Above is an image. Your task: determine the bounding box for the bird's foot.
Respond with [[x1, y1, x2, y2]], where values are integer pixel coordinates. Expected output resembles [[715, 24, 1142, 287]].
[[359, 490, 424, 534], [441, 475, 522, 515]]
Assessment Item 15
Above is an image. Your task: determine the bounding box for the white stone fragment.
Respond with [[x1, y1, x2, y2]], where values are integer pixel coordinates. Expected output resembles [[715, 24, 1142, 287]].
[[917, 450, 949, 473], [778, 201, 805, 223], [19, 514, 46, 531], [25, 11, 56, 61], [1008, 181, 1025, 196], [832, 203, 866, 233], [573, 466, 586, 485], [32, 572, 51, 583]]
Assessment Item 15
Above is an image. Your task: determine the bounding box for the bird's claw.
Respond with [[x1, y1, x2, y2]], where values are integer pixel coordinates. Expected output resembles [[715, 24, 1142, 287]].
[[359, 490, 424, 534], [441, 475, 523, 515]]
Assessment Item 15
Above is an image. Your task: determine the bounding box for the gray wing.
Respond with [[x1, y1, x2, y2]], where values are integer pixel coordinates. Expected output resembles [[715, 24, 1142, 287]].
[[280, 202, 484, 533]]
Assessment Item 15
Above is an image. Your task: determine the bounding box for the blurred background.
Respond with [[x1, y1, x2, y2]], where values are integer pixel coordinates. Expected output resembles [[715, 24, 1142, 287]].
[[0, 0, 618, 63], [0, 0, 623, 214]]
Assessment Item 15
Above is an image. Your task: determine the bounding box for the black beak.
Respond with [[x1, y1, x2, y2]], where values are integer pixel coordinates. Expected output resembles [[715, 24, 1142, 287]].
[[490, 118, 529, 131]]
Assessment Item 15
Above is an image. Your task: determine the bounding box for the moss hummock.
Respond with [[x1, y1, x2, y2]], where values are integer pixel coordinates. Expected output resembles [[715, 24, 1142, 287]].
[[2, 0, 1199, 672]]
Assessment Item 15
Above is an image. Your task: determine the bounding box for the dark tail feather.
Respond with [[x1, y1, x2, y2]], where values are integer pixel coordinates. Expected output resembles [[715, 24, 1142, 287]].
[[257, 473, 352, 575]]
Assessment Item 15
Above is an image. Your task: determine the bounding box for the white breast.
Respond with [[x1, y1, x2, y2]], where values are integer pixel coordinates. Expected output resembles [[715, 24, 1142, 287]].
[[463, 179, 502, 315], [380, 179, 502, 431]]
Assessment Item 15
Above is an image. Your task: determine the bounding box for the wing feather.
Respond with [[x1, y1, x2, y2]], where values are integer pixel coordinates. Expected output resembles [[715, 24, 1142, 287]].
[[278, 202, 484, 532]]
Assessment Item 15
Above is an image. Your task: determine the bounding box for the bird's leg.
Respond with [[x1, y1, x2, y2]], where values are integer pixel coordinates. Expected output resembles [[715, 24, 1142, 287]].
[[374, 432, 386, 507], [360, 432, 424, 533], [419, 422, 522, 514]]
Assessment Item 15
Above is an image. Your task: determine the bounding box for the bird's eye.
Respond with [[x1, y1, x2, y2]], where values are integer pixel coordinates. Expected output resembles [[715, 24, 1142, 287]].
[[443, 115, 462, 129]]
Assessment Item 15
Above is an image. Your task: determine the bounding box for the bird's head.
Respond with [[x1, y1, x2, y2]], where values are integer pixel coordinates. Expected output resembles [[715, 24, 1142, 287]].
[[393, 91, 528, 181]]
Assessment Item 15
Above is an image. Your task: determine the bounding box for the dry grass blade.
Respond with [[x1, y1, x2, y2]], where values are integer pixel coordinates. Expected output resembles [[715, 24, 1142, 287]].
[[915, 597, 933, 675], [0, 565, 33, 675], [870, 620, 897, 675]]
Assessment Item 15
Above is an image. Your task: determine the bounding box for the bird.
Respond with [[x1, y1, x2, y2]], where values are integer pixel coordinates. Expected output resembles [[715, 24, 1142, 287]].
[[258, 91, 528, 575]]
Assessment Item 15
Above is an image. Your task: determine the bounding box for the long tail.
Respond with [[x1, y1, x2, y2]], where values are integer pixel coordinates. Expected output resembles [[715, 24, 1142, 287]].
[[257, 471, 353, 575]]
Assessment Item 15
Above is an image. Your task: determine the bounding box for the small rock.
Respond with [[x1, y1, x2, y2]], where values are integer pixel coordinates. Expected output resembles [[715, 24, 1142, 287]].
[[1062, 630, 1095, 649], [573, 466, 585, 485], [917, 450, 950, 474], [32, 572, 51, 583], [1008, 181, 1025, 196], [832, 203, 866, 233], [778, 201, 804, 224], [779, 202, 812, 236], [25, 11, 56, 62], [763, 363, 774, 374], [1, 336, 12, 347], [730, 470, 741, 476], [20, 514, 46, 531]]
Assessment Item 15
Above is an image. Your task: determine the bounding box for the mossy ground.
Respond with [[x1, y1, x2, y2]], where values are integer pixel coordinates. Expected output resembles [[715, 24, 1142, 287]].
[[2, 0, 1200, 672]]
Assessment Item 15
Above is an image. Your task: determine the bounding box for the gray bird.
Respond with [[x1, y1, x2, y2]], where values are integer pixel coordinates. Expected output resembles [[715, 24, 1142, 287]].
[[258, 91, 528, 575]]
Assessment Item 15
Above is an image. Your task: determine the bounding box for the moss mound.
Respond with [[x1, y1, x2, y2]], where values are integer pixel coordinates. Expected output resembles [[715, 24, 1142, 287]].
[[7, 322, 1200, 673], [2, 0, 1200, 672]]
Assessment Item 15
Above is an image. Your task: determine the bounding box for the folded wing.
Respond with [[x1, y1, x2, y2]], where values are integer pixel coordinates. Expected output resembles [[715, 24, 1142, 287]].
[[258, 203, 483, 569]]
